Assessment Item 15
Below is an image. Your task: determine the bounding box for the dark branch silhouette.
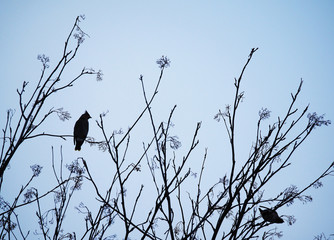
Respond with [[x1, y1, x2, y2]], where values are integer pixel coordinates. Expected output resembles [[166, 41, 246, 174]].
[[0, 15, 102, 188]]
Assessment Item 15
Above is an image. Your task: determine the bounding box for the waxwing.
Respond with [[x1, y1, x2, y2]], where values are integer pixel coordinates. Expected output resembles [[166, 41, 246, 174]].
[[259, 207, 284, 224], [73, 111, 91, 151]]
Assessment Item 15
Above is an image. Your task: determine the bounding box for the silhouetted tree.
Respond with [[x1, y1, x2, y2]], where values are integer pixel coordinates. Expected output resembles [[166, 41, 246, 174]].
[[0, 17, 333, 240], [314, 233, 334, 240]]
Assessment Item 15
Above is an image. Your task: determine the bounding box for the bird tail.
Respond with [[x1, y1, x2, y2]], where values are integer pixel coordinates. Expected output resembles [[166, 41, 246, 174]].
[[75, 146, 81, 151]]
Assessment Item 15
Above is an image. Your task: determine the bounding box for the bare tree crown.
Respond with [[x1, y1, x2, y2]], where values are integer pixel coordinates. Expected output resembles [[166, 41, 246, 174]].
[[1, 17, 333, 240]]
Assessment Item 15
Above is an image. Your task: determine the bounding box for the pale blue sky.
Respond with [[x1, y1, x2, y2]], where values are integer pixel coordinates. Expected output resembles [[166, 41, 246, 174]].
[[1, 1, 334, 239]]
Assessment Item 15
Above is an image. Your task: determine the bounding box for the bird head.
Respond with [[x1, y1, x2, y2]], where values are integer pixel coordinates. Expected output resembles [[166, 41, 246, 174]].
[[84, 111, 91, 119]]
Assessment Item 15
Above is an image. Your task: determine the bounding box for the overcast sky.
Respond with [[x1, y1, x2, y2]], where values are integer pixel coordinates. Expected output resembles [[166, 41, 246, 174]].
[[1, 1, 334, 239]]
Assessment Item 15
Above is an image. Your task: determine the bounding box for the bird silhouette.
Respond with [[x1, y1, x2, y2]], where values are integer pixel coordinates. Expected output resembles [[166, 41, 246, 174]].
[[259, 206, 284, 224], [73, 111, 91, 151]]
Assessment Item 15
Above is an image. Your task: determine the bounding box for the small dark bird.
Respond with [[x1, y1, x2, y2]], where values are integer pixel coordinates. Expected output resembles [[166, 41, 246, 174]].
[[74, 111, 91, 151], [259, 206, 284, 224]]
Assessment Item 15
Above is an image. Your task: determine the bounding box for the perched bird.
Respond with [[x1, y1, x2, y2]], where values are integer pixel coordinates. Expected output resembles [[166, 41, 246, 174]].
[[259, 206, 284, 224], [73, 111, 91, 151]]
